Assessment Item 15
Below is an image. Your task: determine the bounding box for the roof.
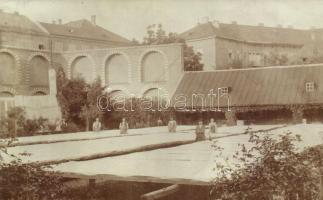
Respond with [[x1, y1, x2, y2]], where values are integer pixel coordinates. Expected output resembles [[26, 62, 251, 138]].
[[180, 22, 311, 45], [40, 19, 130, 44], [0, 11, 48, 35], [171, 64, 323, 108]]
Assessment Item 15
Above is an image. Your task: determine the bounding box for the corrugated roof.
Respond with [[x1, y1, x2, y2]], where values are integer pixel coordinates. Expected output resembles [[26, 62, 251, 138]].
[[0, 11, 48, 35], [180, 22, 311, 45], [40, 19, 130, 44], [171, 64, 323, 109]]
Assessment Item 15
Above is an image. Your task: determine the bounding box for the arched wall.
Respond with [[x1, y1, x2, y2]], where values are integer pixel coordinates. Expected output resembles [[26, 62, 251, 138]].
[[67, 54, 96, 83], [138, 49, 169, 83], [0, 49, 21, 85], [103, 52, 131, 85], [28, 54, 50, 87]]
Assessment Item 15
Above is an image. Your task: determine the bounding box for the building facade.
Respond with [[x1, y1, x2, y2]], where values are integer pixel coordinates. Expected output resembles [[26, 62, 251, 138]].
[[0, 11, 184, 119], [180, 20, 323, 71]]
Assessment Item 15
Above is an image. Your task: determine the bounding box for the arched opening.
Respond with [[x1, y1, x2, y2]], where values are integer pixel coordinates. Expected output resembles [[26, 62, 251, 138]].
[[0, 91, 14, 98], [109, 90, 127, 101], [143, 88, 167, 99], [32, 91, 47, 96], [29, 55, 49, 87], [141, 51, 166, 82], [0, 52, 16, 85], [71, 56, 93, 83], [105, 54, 128, 85]]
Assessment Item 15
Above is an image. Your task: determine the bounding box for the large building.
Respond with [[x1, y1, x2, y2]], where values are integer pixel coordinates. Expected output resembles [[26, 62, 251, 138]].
[[0, 11, 184, 119], [180, 19, 323, 71]]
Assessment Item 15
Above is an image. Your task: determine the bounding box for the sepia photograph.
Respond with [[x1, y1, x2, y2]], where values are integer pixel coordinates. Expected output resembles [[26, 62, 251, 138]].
[[0, 0, 323, 199]]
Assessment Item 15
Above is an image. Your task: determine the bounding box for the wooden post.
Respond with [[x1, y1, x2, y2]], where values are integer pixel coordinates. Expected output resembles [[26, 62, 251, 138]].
[[225, 110, 237, 126], [88, 178, 96, 188], [141, 184, 179, 200], [320, 168, 323, 200], [291, 106, 303, 124]]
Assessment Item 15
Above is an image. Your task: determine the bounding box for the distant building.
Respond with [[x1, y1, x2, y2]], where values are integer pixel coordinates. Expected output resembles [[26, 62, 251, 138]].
[[180, 19, 323, 71]]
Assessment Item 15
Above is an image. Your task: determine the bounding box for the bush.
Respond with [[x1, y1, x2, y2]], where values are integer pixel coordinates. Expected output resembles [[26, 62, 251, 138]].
[[62, 122, 80, 133], [0, 160, 65, 200]]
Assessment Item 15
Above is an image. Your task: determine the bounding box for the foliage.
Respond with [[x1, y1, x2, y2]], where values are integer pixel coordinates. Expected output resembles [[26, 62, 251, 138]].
[[266, 52, 289, 66], [57, 67, 107, 131], [140, 24, 204, 71], [0, 160, 66, 200], [79, 77, 106, 131], [103, 97, 172, 129], [211, 131, 323, 200]]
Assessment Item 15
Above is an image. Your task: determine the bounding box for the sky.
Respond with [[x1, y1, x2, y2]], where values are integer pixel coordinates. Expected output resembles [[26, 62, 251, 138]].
[[1, 0, 323, 41]]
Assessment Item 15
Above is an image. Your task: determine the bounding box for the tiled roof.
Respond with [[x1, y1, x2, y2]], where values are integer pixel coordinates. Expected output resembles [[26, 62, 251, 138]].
[[40, 19, 130, 44], [0, 11, 48, 35], [180, 22, 311, 45], [171, 64, 323, 108]]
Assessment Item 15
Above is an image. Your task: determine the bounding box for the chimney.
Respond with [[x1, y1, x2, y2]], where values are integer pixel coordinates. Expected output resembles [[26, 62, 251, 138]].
[[91, 15, 96, 25], [258, 22, 264, 27], [212, 20, 220, 28], [201, 16, 209, 24], [58, 19, 62, 25], [231, 21, 237, 25], [52, 20, 56, 24]]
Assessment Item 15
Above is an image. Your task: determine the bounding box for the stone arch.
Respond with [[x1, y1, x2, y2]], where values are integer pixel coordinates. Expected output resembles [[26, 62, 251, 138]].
[[30, 87, 49, 96], [0, 86, 16, 97], [139, 49, 169, 82], [102, 52, 131, 85], [0, 91, 15, 97], [0, 49, 20, 85], [68, 54, 96, 83], [28, 54, 50, 88], [141, 87, 169, 99], [106, 86, 131, 97]]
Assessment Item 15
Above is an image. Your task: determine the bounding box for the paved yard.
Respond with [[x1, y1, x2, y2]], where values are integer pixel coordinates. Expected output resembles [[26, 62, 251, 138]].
[[52, 124, 323, 185], [3, 125, 280, 164]]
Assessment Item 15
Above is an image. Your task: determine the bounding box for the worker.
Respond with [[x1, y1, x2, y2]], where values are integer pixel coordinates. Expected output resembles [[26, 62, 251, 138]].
[[92, 118, 102, 132], [119, 118, 129, 134], [195, 120, 205, 141], [168, 117, 177, 133], [208, 118, 217, 140]]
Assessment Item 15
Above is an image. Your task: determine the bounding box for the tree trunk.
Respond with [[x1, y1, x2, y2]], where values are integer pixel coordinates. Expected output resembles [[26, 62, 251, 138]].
[[86, 117, 90, 131]]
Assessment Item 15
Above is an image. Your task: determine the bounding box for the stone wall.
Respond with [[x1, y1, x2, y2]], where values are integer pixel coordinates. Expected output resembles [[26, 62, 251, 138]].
[[186, 37, 216, 71]]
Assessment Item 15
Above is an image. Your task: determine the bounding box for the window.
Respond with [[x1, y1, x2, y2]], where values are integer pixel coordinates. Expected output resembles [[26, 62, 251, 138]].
[[38, 44, 45, 50], [219, 87, 229, 96], [305, 82, 315, 92]]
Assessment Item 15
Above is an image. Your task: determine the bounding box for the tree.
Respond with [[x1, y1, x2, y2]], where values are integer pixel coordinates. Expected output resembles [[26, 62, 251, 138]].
[[56, 67, 87, 128], [211, 131, 323, 200], [140, 24, 204, 71], [79, 78, 106, 131]]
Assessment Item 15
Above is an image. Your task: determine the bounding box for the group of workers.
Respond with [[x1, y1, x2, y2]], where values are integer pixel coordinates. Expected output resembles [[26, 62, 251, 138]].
[[92, 117, 129, 134], [92, 117, 217, 141], [168, 117, 217, 141]]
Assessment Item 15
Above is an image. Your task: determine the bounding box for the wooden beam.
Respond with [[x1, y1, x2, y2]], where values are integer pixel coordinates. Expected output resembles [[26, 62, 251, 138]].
[[141, 184, 180, 200], [320, 168, 323, 200]]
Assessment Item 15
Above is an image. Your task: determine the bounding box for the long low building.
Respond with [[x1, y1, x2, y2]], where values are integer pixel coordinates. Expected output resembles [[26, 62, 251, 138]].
[[171, 64, 323, 125]]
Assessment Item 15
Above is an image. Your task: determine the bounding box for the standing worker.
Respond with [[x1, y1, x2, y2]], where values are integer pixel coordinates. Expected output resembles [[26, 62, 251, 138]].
[[119, 118, 129, 134], [195, 120, 205, 141], [208, 118, 217, 140], [92, 118, 102, 132], [168, 117, 177, 133], [157, 118, 163, 126]]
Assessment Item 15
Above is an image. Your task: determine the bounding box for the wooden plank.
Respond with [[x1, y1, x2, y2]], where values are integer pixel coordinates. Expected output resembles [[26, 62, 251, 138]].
[[141, 184, 180, 200]]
